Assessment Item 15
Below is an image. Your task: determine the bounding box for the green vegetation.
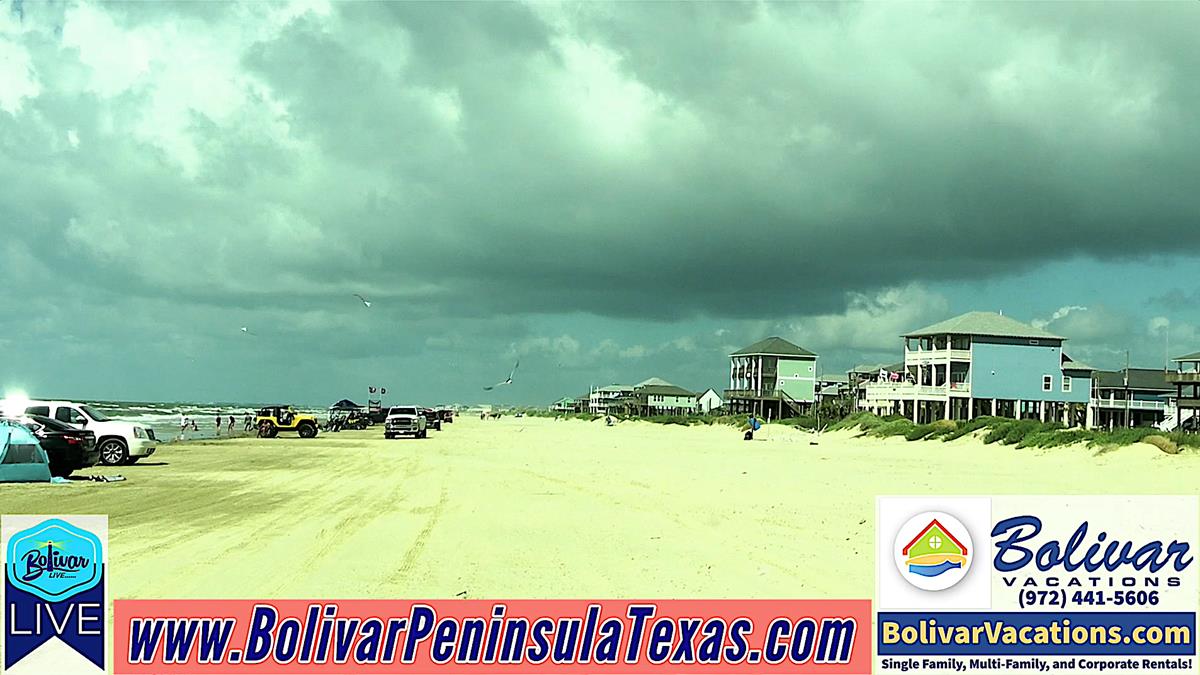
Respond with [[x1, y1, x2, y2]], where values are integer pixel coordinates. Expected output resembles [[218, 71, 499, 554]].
[[833, 413, 1200, 452]]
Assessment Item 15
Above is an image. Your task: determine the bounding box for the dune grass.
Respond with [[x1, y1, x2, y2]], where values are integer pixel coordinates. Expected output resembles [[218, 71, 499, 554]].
[[834, 413, 1200, 452]]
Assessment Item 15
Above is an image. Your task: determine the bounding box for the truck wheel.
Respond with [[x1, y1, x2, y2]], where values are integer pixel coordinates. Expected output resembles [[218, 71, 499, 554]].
[[98, 438, 129, 466], [418, 429, 427, 439], [258, 421, 278, 438], [297, 422, 317, 438]]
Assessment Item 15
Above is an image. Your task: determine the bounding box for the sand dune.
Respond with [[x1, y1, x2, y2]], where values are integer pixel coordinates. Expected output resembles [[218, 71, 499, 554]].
[[0, 416, 1195, 601]]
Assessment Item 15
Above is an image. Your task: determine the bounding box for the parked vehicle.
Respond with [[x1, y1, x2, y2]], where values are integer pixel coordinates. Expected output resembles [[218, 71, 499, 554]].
[[385, 406, 427, 439], [255, 406, 319, 438], [439, 408, 454, 424], [7, 415, 98, 478], [23, 400, 155, 466], [421, 408, 443, 431]]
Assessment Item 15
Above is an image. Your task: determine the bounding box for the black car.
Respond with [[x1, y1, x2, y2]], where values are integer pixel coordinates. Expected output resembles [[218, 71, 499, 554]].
[[420, 408, 442, 431], [14, 415, 99, 478]]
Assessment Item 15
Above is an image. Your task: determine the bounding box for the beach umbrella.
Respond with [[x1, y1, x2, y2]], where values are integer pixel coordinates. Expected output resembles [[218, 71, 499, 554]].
[[483, 360, 519, 391]]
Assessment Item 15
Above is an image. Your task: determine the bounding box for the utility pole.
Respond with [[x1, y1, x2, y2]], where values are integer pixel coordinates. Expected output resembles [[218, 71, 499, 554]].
[[1125, 350, 1131, 428]]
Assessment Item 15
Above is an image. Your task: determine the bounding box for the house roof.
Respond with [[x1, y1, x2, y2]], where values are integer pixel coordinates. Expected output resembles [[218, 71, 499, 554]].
[[819, 373, 849, 384], [904, 311, 1064, 340], [902, 519, 969, 556], [1093, 368, 1173, 391], [1173, 351, 1200, 362], [696, 388, 721, 399], [636, 377, 676, 388], [637, 384, 695, 397], [730, 336, 816, 358], [849, 362, 904, 375], [1061, 355, 1097, 372]]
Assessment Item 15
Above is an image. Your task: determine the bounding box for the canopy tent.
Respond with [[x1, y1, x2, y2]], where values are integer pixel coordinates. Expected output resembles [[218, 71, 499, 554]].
[[0, 421, 51, 483], [328, 399, 363, 411]]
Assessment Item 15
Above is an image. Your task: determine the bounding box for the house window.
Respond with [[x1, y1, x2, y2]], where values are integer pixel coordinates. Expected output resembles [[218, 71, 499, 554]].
[[1062, 376, 1071, 393], [1042, 375, 1053, 392]]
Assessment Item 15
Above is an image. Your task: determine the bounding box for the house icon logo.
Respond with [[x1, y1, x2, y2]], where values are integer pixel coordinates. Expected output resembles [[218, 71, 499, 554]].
[[893, 511, 972, 591]]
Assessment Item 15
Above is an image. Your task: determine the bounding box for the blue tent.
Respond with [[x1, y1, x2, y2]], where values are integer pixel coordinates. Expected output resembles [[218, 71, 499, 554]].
[[0, 421, 51, 483]]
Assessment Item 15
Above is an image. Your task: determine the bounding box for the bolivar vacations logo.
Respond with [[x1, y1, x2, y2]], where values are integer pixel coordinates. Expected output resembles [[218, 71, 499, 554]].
[[876, 496, 1198, 675], [2, 515, 107, 674], [893, 511, 973, 591]]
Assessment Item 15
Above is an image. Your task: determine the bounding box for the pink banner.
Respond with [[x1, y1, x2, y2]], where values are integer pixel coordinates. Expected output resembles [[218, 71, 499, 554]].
[[114, 599, 870, 674]]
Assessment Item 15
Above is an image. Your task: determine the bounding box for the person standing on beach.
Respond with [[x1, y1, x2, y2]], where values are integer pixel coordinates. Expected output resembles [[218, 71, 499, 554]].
[[244, 412, 253, 431], [215, 415, 222, 434]]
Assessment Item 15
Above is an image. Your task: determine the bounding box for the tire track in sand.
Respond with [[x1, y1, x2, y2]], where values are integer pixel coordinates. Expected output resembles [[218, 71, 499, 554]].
[[388, 482, 449, 585]]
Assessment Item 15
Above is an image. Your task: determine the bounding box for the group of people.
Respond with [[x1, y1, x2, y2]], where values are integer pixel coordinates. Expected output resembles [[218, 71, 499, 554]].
[[177, 411, 257, 438]]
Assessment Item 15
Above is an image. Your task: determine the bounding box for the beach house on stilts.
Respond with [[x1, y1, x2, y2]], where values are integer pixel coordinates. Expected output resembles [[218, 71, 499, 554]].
[[862, 312, 1093, 425], [725, 337, 817, 418], [1164, 352, 1200, 431]]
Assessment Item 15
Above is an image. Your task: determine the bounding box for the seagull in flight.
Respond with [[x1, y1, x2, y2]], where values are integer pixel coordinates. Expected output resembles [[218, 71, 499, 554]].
[[483, 360, 519, 391], [353, 294, 372, 308]]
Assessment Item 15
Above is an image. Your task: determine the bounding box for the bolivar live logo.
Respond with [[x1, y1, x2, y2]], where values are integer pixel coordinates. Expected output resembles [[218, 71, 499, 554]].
[[3, 515, 107, 674]]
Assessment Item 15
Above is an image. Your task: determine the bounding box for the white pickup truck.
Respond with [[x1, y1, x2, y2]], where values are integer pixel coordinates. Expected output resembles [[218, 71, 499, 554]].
[[384, 406, 427, 439], [23, 400, 156, 465]]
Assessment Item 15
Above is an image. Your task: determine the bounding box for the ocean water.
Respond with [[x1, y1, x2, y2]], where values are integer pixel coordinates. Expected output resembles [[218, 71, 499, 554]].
[[87, 401, 328, 443]]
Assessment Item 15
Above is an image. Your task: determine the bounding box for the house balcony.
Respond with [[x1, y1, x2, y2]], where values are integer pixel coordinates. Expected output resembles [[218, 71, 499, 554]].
[[1166, 372, 1200, 384], [863, 382, 970, 401], [904, 348, 972, 365], [1089, 397, 1166, 412]]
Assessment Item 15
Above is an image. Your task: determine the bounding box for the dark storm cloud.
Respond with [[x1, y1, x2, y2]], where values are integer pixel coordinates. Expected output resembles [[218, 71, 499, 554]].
[[0, 1, 1197, 402]]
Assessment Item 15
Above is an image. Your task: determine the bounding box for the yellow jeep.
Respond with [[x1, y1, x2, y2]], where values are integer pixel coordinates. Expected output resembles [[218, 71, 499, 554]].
[[255, 405, 319, 438]]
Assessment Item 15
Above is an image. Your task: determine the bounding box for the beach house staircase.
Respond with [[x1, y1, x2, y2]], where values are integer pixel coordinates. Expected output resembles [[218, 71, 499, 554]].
[[1158, 404, 1195, 432]]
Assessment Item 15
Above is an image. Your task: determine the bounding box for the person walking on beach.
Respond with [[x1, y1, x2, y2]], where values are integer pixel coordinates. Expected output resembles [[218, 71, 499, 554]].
[[244, 412, 253, 432], [215, 415, 223, 435], [227, 415, 236, 433]]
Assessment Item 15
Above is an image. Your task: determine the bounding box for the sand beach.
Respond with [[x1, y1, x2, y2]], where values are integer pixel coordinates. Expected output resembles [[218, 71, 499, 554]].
[[0, 416, 1196, 601]]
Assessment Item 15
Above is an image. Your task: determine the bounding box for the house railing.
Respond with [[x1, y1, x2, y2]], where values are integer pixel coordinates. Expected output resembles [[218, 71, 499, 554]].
[[905, 348, 972, 363], [1089, 397, 1166, 411], [863, 382, 970, 399]]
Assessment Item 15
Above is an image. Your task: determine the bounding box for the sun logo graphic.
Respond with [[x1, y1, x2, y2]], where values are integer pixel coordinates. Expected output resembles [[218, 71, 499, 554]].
[[893, 511, 972, 591]]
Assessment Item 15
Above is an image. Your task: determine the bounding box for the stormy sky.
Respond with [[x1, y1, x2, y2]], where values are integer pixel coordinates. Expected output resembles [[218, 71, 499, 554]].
[[1, 1, 1198, 406]]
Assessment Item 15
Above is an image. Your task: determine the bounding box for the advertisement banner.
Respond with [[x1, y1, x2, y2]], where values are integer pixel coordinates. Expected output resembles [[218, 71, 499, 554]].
[[876, 496, 1198, 673], [113, 599, 870, 674]]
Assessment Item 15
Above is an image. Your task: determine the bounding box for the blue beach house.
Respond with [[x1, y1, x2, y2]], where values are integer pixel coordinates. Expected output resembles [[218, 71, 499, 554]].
[[862, 311, 1092, 425]]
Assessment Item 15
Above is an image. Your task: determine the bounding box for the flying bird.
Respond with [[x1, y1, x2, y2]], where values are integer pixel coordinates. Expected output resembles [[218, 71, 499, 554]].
[[240, 327, 256, 336], [483, 360, 519, 391], [353, 294, 372, 308]]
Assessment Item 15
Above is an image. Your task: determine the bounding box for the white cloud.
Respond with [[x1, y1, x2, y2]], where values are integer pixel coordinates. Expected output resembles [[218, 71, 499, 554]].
[[0, 36, 39, 114], [1032, 305, 1087, 329], [784, 284, 951, 352]]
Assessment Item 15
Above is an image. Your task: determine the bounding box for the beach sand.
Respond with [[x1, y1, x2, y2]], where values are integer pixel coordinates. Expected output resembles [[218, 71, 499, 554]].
[[0, 416, 1196, 601]]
